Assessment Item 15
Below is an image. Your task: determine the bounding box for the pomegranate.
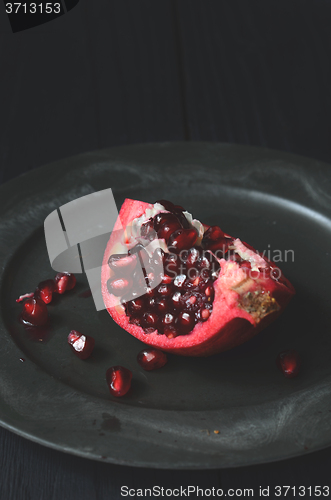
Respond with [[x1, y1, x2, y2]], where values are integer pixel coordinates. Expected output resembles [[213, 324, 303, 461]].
[[101, 199, 295, 356], [106, 366, 132, 397], [276, 349, 301, 378], [67, 330, 95, 360], [137, 348, 168, 371]]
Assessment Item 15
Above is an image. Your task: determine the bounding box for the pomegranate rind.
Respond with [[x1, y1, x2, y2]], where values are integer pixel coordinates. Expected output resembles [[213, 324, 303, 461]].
[[101, 199, 295, 357]]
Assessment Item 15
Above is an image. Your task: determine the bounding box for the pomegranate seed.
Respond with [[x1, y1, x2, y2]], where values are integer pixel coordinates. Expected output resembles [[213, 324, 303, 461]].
[[142, 311, 159, 329], [157, 283, 172, 297], [106, 366, 132, 397], [177, 311, 195, 333], [168, 228, 198, 253], [55, 273, 76, 294], [201, 309, 211, 320], [162, 312, 175, 327], [164, 253, 180, 276], [173, 274, 186, 288], [153, 212, 182, 231], [186, 247, 201, 269], [21, 297, 48, 326], [186, 267, 199, 280], [203, 225, 225, 241], [171, 291, 183, 309], [35, 279, 56, 304], [126, 297, 146, 315], [161, 274, 172, 285], [205, 286, 214, 299], [67, 330, 95, 360], [137, 348, 168, 371], [155, 299, 168, 313], [276, 350, 301, 378], [158, 220, 182, 240], [164, 326, 178, 338], [129, 316, 142, 327], [107, 277, 132, 296], [108, 254, 137, 275]]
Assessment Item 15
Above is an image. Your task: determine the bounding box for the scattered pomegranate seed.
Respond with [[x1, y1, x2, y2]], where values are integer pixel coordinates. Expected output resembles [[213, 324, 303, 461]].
[[67, 330, 95, 360], [35, 279, 56, 304], [276, 349, 301, 378], [106, 366, 132, 397], [20, 297, 48, 326], [137, 348, 168, 371], [55, 272, 76, 294]]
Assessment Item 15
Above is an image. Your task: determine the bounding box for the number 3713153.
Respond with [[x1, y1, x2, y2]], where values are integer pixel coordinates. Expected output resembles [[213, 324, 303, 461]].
[[6, 3, 61, 14]]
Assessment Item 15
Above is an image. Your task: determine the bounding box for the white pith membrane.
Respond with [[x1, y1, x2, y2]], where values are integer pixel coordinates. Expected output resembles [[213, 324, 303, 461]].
[[107, 203, 281, 336]]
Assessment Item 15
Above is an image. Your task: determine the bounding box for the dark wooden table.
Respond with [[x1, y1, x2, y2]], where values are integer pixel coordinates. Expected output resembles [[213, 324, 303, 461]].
[[1, 1, 331, 498]]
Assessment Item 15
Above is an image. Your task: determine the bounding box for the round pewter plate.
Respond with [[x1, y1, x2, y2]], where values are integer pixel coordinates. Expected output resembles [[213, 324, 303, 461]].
[[0, 142, 331, 469]]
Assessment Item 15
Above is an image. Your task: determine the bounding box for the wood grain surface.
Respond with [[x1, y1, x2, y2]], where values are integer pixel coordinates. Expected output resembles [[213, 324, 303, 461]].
[[0, 0, 331, 498]]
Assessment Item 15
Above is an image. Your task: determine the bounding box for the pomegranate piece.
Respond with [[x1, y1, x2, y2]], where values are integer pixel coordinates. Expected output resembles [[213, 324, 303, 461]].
[[137, 348, 168, 371], [35, 279, 56, 304], [21, 297, 48, 326], [276, 349, 301, 378], [55, 272, 76, 294], [67, 330, 95, 360], [106, 366, 132, 397], [102, 198, 295, 356]]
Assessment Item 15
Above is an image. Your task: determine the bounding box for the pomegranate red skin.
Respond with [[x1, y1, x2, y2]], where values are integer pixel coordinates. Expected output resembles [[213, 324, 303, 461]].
[[67, 330, 95, 360], [276, 349, 301, 378], [137, 348, 168, 371], [106, 366, 132, 397], [101, 199, 295, 357]]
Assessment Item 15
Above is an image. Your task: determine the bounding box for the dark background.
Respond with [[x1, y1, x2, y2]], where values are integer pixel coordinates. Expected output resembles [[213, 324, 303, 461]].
[[1, 1, 331, 498]]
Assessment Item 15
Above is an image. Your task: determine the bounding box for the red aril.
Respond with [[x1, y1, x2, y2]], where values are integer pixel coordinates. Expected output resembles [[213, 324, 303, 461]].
[[276, 349, 301, 378], [55, 272, 76, 294], [102, 199, 295, 356], [35, 279, 56, 304], [21, 297, 48, 326], [137, 348, 168, 371], [106, 366, 132, 397], [67, 330, 95, 360]]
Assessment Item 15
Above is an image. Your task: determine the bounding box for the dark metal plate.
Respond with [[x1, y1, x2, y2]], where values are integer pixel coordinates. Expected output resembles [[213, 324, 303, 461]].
[[0, 142, 331, 469]]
